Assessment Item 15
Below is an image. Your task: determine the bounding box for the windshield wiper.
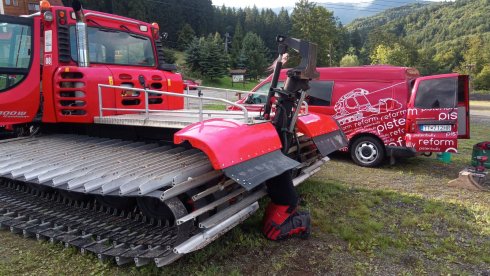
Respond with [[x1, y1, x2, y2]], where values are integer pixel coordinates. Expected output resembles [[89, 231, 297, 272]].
[[98, 28, 117, 33], [87, 18, 102, 27], [120, 25, 130, 32], [129, 33, 146, 40]]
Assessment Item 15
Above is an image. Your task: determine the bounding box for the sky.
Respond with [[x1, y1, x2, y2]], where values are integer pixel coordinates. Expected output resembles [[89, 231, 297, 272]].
[[211, 0, 445, 9]]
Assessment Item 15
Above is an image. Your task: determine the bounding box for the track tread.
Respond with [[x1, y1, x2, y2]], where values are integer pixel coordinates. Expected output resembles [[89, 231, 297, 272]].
[[0, 182, 179, 266]]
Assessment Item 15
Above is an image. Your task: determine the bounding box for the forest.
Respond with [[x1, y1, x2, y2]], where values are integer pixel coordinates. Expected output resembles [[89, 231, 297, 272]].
[[348, 0, 490, 90], [61, 0, 490, 90]]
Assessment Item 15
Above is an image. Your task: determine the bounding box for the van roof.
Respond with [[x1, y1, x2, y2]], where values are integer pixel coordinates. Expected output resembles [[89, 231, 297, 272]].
[[269, 65, 420, 81]]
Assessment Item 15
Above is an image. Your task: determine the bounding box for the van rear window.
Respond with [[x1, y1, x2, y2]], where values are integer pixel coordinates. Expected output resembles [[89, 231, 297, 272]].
[[414, 78, 457, 109]]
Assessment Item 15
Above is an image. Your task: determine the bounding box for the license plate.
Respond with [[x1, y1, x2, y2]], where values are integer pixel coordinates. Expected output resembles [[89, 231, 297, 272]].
[[420, 125, 452, 132]]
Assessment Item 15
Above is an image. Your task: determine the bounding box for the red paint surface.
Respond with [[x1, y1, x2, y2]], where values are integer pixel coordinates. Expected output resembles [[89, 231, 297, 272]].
[[0, 17, 41, 125], [233, 66, 470, 154], [2, 6, 184, 126], [174, 119, 282, 169], [296, 113, 340, 138]]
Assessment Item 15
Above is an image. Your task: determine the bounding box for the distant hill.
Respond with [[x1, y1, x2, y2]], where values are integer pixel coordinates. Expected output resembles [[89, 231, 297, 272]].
[[347, 0, 490, 50], [319, 0, 431, 24], [347, 3, 431, 31], [271, 0, 433, 24], [344, 0, 490, 81]]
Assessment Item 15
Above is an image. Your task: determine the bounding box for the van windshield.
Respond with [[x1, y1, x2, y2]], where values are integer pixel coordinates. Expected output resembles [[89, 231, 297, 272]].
[[248, 80, 334, 106], [70, 27, 155, 67], [0, 21, 32, 91], [248, 81, 284, 104]]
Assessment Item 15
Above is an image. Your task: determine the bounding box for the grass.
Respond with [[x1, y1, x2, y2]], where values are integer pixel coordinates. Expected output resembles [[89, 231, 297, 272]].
[[203, 104, 227, 110], [0, 122, 488, 275], [174, 51, 186, 66], [202, 76, 259, 91], [471, 100, 490, 107]]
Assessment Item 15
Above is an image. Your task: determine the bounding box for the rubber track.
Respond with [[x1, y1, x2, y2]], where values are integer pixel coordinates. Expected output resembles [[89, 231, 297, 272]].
[[0, 180, 182, 266]]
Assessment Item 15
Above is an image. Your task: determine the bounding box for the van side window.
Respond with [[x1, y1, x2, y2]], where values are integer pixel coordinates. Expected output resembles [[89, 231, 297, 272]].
[[414, 78, 457, 109], [307, 81, 334, 106]]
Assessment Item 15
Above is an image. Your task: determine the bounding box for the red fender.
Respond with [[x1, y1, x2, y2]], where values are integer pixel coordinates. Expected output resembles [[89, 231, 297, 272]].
[[174, 119, 282, 170], [296, 113, 348, 157], [296, 113, 341, 137]]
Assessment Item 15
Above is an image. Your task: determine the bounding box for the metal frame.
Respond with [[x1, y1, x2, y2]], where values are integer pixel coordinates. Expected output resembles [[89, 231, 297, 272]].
[[97, 84, 251, 123], [185, 85, 309, 114]]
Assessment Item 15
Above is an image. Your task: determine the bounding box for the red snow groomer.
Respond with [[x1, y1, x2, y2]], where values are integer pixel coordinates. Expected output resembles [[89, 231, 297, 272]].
[[0, 0, 346, 266]]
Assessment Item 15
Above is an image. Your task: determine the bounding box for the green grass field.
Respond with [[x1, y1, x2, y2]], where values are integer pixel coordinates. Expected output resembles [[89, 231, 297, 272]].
[[0, 121, 488, 275], [201, 76, 259, 91]]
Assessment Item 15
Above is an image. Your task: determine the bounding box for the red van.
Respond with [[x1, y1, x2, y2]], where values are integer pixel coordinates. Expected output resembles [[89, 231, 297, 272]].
[[232, 66, 470, 167]]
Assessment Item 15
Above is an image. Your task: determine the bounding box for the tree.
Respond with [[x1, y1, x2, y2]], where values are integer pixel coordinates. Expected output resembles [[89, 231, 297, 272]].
[[456, 36, 490, 84], [127, 1, 147, 22], [240, 32, 269, 80], [474, 65, 490, 90], [177, 24, 196, 51], [416, 48, 440, 75], [230, 22, 244, 68], [370, 43, 417, 67], [364, 28, 399, 58], [162, 48, 177, 64], [277, 8, 292, 37], [291, 0, 340, 66], [192, 35, 226, 80], [340, 54, 360, 67], [185, 38, 204, 75]]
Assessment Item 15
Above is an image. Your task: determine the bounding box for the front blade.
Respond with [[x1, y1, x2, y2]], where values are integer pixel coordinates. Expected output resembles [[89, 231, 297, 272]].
[[223, 150, 300, 191]]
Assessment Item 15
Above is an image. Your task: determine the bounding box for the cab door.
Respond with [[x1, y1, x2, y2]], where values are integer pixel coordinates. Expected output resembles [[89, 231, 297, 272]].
[[405, 74, 466, 153], [0, 15, 41, 125]]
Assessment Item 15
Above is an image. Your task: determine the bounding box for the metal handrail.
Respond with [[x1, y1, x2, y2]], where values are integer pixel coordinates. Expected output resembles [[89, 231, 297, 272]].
[[97, 84, 251, 123], [188, 85, 309, 114], [195, 85, 264, 96]]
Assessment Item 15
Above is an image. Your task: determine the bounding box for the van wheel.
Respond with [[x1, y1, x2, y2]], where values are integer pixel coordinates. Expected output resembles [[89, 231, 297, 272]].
[[350, 136, 385, 167]]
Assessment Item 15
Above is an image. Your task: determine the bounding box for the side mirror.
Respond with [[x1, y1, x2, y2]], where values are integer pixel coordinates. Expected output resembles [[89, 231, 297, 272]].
[[159, 63, 177, 72]]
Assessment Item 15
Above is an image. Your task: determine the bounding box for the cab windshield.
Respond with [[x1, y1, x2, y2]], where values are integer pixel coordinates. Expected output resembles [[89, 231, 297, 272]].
[[0, 21, 32, 91], [70, 26, 155, 67]]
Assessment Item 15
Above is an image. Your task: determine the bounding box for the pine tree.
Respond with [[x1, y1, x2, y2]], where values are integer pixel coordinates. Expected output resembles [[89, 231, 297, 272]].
[[127, 1, 147, 22], [199, 35, 227, 80], [185, 38, 203, 76], [230, 22, 244, 68], [177, 24, 196, 51], [240, 32, 269, 80]]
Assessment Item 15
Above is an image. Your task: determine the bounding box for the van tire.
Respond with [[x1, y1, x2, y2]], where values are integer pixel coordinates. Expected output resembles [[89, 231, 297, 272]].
[[350, 136, 385, 167]]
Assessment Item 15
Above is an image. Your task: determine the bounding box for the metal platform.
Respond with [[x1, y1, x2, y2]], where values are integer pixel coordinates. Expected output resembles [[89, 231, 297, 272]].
[[94, 110, 263, 129], [95, 84, 266, 129]]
